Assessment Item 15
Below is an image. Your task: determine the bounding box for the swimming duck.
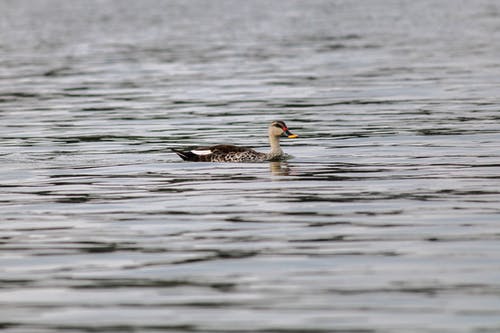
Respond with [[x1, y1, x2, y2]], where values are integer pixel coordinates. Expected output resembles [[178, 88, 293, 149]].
[[172, 120, 298, 162]]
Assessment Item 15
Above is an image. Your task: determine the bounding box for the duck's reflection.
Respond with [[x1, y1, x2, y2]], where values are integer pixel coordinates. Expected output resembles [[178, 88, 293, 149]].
[[269, 161, 291, 176]]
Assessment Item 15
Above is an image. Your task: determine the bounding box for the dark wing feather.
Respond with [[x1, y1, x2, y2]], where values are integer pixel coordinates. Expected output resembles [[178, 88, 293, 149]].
[[172, 149, 200, 161]]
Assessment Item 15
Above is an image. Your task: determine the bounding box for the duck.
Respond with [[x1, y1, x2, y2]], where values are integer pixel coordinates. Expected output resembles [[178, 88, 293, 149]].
[[172, 120, 298, 162]]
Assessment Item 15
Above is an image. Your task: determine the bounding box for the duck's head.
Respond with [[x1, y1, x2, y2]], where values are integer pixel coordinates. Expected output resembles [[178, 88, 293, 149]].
[[269, 120, 298, 138]]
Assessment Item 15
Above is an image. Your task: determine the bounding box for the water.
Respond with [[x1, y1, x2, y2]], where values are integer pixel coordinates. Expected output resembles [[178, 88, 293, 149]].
[[1, 0, 500, 332]]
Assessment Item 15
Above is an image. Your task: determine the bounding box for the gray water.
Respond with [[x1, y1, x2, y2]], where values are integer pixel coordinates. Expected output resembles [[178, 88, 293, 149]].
[[1, 1, 500, 332]]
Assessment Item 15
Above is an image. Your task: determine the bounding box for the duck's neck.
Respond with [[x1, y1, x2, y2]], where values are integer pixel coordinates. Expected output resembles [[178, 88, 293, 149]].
[[268, 134, 283, 158]]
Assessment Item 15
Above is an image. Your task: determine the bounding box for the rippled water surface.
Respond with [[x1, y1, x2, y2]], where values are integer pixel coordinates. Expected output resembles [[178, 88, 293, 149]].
[[2, 1, 500, 332]]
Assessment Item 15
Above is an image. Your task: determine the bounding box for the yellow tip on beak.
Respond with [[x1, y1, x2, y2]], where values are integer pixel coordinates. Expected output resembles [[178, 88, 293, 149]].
[[287, 134, 298, 139]]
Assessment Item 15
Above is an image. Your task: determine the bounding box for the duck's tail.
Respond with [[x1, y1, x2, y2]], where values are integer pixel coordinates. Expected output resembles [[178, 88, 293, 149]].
[[172, 149, 200, 161]]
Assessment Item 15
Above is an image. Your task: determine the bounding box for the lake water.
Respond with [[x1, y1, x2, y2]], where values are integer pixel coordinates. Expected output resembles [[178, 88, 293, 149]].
[[1, 1, 500, 332]]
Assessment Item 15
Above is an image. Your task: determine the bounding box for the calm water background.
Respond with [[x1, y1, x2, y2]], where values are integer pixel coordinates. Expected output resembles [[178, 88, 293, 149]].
[[1, 1, 500, 332]]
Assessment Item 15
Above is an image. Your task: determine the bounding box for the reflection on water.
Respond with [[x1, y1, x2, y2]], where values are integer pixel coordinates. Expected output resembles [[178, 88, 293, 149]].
[[269, 161, 290, 176], [2, 1, 500, 332]]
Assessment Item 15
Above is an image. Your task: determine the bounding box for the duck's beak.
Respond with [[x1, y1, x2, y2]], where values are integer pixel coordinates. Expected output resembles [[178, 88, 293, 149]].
[[285, 129, 298, 139]]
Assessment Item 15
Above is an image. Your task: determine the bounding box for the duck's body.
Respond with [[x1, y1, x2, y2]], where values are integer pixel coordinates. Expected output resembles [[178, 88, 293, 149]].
[[173, 121, 298, 163], [173, 144, 267, 162]]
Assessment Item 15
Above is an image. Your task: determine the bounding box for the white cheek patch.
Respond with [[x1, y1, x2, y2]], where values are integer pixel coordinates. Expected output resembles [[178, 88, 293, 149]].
[[191, 149, 212, 155]]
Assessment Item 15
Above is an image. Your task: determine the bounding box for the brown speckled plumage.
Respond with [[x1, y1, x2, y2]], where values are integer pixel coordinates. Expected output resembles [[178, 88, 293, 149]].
[[173, 121, 298, 163]]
